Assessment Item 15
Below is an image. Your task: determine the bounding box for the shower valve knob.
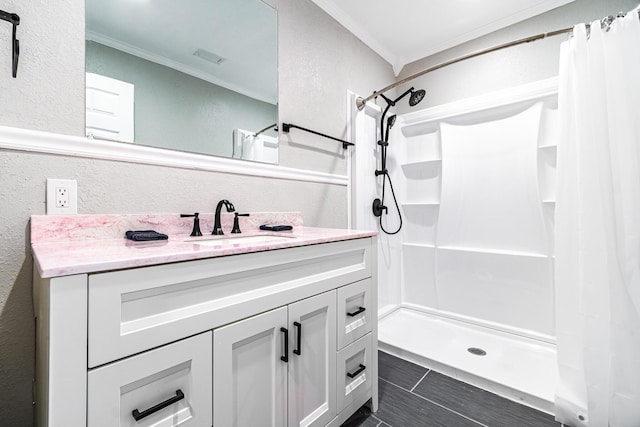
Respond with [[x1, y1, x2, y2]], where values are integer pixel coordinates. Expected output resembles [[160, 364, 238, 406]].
[[372, 198, 387, 217]]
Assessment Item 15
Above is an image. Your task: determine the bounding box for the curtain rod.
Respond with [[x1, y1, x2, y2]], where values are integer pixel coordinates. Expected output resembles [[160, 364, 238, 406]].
[[357, 8, 640, 110], [356, 27, 573, 110], [253, 123, 277, 137]]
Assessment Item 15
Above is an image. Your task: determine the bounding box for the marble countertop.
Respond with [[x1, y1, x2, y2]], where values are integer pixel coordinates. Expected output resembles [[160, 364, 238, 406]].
[[31, 213, 376, 278]]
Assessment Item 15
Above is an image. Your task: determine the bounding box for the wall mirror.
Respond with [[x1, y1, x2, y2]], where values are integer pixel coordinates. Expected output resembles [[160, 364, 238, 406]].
[[85, 0, 279, 164]]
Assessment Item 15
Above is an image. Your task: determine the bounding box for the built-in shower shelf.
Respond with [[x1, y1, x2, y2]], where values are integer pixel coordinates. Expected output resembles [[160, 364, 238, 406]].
[[437, 245, 549, 258], [403, 243, 436, 249], [538, 144, 557, 150], [402, 202, 440, 207], [401, 159, 441, 170], [541, 199, 556, 204]]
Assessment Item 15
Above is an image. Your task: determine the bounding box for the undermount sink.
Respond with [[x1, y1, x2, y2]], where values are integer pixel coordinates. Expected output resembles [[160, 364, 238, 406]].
[[188, 234, 297, 246]]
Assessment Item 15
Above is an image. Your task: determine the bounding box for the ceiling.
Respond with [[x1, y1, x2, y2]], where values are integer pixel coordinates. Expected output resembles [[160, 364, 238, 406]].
[[86, 0, 278, 104], [310, 0, 576, 75]]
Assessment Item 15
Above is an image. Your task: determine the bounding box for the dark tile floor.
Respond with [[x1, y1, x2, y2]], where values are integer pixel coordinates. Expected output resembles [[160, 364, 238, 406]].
[[342, 351, 562, 427]]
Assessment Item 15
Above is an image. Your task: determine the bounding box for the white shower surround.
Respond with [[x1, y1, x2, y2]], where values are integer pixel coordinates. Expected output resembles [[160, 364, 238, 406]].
[[351, 77, 560, 411]]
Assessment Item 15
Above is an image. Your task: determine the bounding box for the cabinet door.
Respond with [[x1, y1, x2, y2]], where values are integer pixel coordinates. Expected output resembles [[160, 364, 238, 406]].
[[214, 306, 288, 427], [288, 291, 337, 427], [87, 331, 212, 427]]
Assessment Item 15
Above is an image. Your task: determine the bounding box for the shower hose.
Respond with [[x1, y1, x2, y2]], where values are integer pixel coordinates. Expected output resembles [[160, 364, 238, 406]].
[[377, 120, 402, 235]]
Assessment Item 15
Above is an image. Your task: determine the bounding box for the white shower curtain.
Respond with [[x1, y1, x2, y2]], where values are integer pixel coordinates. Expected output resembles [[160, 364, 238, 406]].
[[555, 8, 640, 427]]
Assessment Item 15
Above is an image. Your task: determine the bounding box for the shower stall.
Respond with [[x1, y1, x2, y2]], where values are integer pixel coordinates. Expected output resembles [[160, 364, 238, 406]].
[[350, 77, 560, 413]]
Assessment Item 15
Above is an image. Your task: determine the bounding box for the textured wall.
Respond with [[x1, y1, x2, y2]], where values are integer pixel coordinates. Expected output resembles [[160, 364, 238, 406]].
[[0, 0, 395, 425], [275, 0, 396, 175], [396, 0, 640, 113], [86, 41, 278, 157], [0, 0, 85, 134]]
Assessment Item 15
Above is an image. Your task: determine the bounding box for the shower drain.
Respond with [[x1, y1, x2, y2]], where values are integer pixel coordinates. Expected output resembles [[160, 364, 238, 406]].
[[467, 347, 487, 356]]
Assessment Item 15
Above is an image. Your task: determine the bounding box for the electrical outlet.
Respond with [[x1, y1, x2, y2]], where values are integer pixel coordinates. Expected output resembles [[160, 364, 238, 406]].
[[56, 187, 69, 208], [47, 179, 78, 215]]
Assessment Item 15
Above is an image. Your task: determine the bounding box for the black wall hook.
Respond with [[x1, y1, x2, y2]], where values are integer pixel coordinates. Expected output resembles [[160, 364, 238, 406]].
[[0, 10, 20, 78]]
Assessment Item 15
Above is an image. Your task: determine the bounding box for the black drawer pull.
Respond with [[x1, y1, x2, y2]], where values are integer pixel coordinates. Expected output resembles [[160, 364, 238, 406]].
[[347, 307, 366, 317], [347, 364, 367, 378], [293, 321, 302, 356], [281, 327, 289, 362], [132, 389, 184, 421]]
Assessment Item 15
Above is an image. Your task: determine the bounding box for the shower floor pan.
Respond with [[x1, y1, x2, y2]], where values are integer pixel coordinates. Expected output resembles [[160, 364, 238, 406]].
[[378, 307, 557, 414]]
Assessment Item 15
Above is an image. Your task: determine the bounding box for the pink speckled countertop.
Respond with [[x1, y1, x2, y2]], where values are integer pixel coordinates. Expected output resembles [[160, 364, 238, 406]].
[[31, 213, 376, 278]]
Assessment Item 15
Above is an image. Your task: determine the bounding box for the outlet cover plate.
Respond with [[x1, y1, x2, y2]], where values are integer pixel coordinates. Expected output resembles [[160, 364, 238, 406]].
[[46, 178, 78, 215]]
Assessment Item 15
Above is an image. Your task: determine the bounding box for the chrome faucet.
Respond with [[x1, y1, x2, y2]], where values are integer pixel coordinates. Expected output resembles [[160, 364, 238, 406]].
[[212, 199, 235, 235]]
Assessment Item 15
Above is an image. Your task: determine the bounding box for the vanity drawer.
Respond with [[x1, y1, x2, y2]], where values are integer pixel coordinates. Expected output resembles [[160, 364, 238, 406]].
[[337, 278, 372, 350], [87, 332, 212, 427], [88, 238, 372, 367], [336, 333, 373, 415]]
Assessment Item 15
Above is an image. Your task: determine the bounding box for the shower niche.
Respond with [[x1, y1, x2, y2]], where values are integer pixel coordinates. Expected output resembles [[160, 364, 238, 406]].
[[400, 126, 441, 246]]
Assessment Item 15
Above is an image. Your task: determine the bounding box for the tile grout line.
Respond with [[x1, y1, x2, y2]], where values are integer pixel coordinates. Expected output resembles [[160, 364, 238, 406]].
[[379, 377, 489, 427], [372, 413, 390, 427], [410, 369, 431, 392]]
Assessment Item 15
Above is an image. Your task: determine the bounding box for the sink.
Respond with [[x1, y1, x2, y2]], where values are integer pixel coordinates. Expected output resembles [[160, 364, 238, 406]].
[[188, 234, 297, 246]]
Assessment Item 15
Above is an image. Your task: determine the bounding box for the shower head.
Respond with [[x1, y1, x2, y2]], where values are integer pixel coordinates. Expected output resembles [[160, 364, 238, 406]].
[[379, 87, 426, 109], [409, 89, 426, 107]]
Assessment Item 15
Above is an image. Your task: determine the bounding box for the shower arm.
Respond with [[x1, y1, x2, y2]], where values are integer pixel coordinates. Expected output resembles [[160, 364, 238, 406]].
[[380, 87, 414, 108]]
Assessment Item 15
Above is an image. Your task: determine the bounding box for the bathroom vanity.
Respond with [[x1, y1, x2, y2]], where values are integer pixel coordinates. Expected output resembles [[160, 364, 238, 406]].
[[31, 213, 378, 427]]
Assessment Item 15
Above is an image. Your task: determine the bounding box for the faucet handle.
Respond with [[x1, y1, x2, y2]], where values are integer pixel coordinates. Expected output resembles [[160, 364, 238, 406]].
[[231, 213, 250, 234], [180, 212, 203, 237]]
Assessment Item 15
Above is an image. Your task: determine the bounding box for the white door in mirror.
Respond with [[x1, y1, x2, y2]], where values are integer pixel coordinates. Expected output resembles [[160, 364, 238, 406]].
[[86, 73, 134, 143]]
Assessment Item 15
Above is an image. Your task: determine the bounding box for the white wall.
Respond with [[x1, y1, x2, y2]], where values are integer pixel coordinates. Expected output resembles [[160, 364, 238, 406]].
[[0, 0, 395, 425]]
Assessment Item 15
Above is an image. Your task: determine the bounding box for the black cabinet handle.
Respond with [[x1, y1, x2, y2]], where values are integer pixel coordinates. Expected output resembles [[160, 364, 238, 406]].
[[281, 327, 289, 362], [132, 389, 184, 421], [293, 321, 302, 356], [347, 364, 367, 378], [347, 307, 366, 317]]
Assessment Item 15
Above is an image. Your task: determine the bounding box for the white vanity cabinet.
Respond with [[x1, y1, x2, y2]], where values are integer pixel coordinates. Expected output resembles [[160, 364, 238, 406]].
[[33, 237, 378, 427]]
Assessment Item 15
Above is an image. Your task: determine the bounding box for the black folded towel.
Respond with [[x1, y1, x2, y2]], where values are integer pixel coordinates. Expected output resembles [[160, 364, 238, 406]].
[[125, 230, 169, 241], [259, 224, 293, 231]]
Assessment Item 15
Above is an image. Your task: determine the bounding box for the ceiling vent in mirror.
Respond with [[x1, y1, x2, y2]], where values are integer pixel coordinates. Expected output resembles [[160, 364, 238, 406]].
[[193, 48, 226, 65]]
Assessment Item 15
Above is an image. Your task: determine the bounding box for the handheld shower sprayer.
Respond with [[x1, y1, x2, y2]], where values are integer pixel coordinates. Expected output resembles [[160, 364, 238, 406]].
[[385, 115, 397, 143], [372, 87, 426, 235]]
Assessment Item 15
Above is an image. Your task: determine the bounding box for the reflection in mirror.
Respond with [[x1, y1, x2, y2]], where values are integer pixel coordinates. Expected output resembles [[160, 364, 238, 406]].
[[85, 0, 279, 164]]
